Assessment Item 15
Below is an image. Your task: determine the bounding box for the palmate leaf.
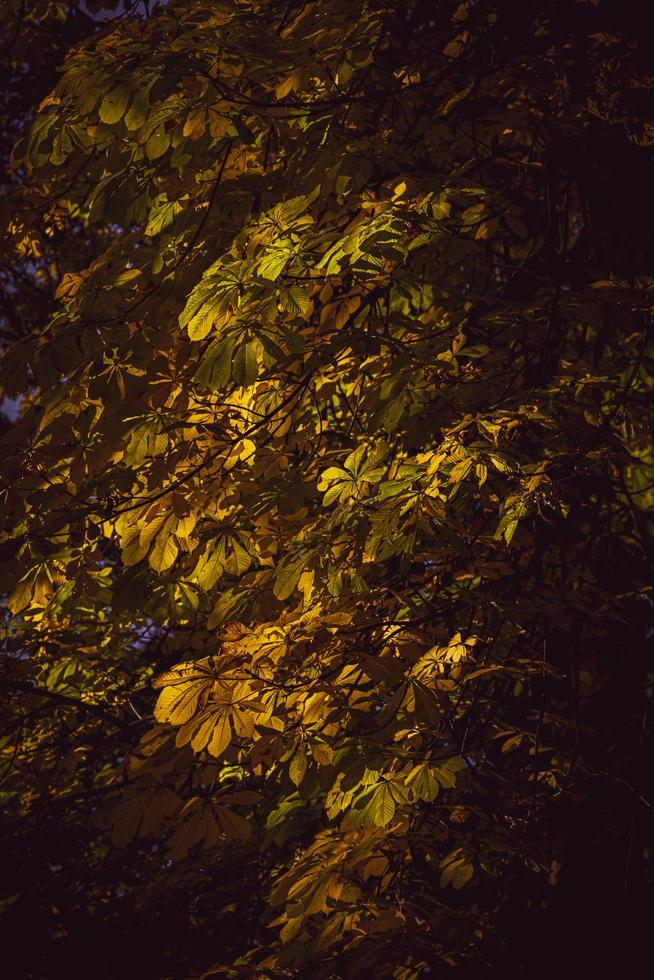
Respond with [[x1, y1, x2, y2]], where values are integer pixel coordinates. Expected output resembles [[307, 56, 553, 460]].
[[154, 680, 207, 726], [348, 782, 397, 829], [110, 786, 181, 847], [404, 763, 440, 802], [167, 797, 222, 861], [215, 804, 252, 841], [153, 661, 217, 726], [174, 706, 232, 756], [439, 850, 474, 890]]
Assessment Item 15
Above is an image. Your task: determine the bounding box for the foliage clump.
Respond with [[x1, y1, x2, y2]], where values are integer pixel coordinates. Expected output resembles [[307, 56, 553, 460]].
[[1, 1, 652, 975]]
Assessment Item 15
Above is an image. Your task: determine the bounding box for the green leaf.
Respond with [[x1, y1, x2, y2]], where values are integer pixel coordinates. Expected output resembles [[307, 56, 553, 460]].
[[149, 533, 179, 573], [273, 553, 307, 601], [145, 129, 170, 160], [362, 783, 396, 828], [229, 537, 252, 575], [232, 341, 259, 387], [256, 249, 291, 282], [405, 763, 440, 802], [145, 194, 185, 237], [99, 85, 132, 125], [195, 335, 238, 391], [124, 86, 150, 131], [193, 537, 227, 591], [439, 852, 474, 890]]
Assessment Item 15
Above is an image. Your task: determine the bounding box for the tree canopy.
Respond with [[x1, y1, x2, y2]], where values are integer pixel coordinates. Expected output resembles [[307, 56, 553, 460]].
[[1, 1, 653, 976]]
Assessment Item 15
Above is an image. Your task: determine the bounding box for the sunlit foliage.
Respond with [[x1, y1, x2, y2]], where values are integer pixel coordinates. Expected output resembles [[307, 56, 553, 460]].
[[1, 1, 653, 975]]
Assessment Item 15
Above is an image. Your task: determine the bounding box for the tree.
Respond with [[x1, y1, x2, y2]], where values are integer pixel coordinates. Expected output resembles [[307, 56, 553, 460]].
[[1, 0, 652, 975]]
